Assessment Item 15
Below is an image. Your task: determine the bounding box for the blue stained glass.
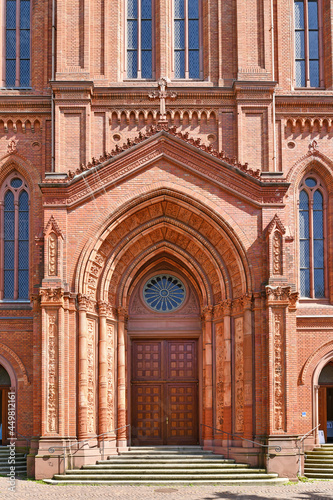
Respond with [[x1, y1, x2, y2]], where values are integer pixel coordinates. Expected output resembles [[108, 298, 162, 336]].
[[174, 19, 185, 49], [174, 0, 184, 19], [10, 178, 22, 188], [20, 59, 30, 87], [127, 0, 138, 18], [308, 1, 318, 29], [18, 270, 29, 298], [127, 50, 137, 78], [294, 2, 305, 29], [127, 20, 138, 49], [6, 1, 16, 29], [313, 190, 323, 209], [141, 0, 151, 19], [143, 274, 186, 312], [188, 19, 199, 49], [6, 30, 16, 59], [20, 0, 30, 29], [188, 0, 199, 19], [4, 190, 14, 211], [299, 190, 309, 209], [309, 30, 319, 59], [189, 50, 200, 78], [299, 210, 309, 238], [4, 242, 14, 268], [300, 269, 310, 297], [295, 30, 305, 59], [141, 20, 152, 49], [4, 270, 14, 299], [314, 239, 324, 268], [18, 241, 29, 269], [6, 60, 16, 87], [20, 30, 30, 58], [19, 190, 29, 210], [19, 211, 29, 240], [300, 239, 310, 267], [310, 60, 319, 87], [314, 269, 324, 297], [305, 177, 316, 187], [295, 60, 305, 87], [313, 211, 323, 239], [141, 51, 152, 78], [175, 50, 185, 78]]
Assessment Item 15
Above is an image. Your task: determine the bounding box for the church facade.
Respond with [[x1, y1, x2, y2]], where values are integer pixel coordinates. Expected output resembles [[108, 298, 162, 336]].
[[0, 0, 333, 480]]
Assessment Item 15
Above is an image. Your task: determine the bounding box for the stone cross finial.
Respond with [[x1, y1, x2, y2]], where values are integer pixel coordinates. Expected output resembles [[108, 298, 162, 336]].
[[148, 78, 177, 121]]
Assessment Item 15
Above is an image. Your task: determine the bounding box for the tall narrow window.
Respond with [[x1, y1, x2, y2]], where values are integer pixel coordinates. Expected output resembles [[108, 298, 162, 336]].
[[5, 0, 31, 87], [127, 0, 153, 79], [299, 176, 325, 298], [174, 0, 200, 79], [294, 0, 322, 87], [1, 174, 29, 300]]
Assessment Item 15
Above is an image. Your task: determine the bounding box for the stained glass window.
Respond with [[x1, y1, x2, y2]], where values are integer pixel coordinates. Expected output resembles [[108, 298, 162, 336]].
[[127, 0, 152, 79], [143, 274, 186, 312], [294, 0, 321, 87], [299, 176, 325, 298], [174, 0, 200, 79], [5, 0, 31, 87], [1, 175, 29, 300]]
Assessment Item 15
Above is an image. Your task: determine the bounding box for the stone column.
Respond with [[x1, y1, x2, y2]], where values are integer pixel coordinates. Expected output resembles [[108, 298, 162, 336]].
[[98, 301, 108, 438], [243, 295, 253, 439], [78, 294, 88, 439], [223, 301, 232, 435], [117, 307, 127, 447], [202, 306, 213, 444]]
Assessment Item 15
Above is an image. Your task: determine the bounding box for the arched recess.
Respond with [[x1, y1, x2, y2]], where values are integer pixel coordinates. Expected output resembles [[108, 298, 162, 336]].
[[76, 188, 253, 305]]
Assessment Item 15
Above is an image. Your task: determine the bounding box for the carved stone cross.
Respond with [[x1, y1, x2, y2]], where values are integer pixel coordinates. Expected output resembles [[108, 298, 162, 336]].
[[148, 78, 177, 121]]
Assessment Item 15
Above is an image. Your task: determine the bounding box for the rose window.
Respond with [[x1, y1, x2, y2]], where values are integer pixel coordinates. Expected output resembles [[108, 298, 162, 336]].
[[143, 274, 186, 312]]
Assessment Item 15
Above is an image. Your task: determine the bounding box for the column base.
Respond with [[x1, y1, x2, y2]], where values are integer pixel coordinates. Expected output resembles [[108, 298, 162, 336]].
[[265, 435, 302, 479]]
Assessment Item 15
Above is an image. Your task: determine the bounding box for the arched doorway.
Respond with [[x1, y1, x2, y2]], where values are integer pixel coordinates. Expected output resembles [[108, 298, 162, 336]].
[[318, 361, 333, 443], [0, 364, 11, 445], [128, 269, 201, 446]]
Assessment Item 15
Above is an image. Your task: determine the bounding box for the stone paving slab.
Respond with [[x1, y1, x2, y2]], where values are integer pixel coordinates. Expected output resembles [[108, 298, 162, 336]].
[[0, 477, 332, 500]]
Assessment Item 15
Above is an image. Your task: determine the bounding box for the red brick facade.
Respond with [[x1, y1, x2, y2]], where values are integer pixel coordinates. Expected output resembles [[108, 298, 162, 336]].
[[0, 0, 332, 480]]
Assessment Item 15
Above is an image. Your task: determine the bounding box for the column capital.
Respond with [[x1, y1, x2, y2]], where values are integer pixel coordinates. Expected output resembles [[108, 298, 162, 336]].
[[39, 287, 64, 305], [117, 306, 128, 321], [202, 306, 214, 321]]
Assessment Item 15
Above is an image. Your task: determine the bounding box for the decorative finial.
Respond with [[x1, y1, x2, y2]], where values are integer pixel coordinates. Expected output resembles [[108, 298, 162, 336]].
[[148, 78, 177, 122]]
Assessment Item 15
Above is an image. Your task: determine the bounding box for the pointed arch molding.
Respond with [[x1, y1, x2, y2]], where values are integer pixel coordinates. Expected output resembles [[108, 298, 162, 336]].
[[287, 151, 333, 190], [0, 343, 30, 385], [76, 189, 253, 306], [300, 340, 333, 385], [44, 215, 64, 238]]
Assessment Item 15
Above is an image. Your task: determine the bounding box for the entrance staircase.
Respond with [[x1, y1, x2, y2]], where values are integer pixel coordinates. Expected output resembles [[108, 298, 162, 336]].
[[44, 446, 288, 485], [304, 443, 333, 479], [0, 446, 27, 476]]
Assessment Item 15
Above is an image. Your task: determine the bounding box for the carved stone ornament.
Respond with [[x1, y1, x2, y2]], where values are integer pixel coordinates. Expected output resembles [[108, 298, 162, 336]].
[[273, 311, 285, 432], [234, 317, 244, 433], [87, 319, 95, 434], [7, 139, 17, 154], [48, 233, 58, 276], [47, 313, 58, 433], [107, 324, 114, 430], [67, 125, 260, 181], [273, 231, 282, 275], [266, 286, 299, 310], [39, 287, 64, 303], [215, 325, 224, 426]]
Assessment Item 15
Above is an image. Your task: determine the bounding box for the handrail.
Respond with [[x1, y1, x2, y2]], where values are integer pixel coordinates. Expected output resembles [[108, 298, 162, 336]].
[[296, 423, 321, 477], [299, 423, 321, 443], [48, 424, 131, 464], [200, 424, 282, 457], [14, 431, 40, 457]]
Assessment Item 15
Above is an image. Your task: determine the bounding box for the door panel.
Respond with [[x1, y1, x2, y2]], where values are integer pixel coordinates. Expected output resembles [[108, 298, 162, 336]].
[[131, 339, 198, 445], [318, 386, 327, 442]]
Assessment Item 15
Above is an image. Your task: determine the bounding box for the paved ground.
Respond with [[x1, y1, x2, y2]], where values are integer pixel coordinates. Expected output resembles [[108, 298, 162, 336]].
[[0, 478, 332, 500]]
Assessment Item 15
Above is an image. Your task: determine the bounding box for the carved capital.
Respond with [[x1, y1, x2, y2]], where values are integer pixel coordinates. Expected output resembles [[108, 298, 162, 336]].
[[117, 307, 128, 322], [266, 285, 291, 304], [202, 306, 214, 321], [98, 300, 108, 316], [30, 293, 41, 311], [288, 292, 299, 311], [39, 287, 64, 304]]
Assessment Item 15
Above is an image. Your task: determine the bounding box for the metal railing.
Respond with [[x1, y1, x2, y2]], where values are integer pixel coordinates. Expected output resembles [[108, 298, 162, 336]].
[[48, 424, 131, 469], [15, 431, 40, 457], [200, 424, 281, 459], [296, 423, 321, 477]]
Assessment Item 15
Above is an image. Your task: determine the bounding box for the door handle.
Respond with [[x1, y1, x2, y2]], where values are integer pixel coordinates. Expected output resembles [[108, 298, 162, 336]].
[[166, 417, 169, 424]]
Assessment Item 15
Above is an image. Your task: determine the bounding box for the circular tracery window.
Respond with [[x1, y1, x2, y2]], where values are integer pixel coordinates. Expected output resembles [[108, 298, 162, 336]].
[[143, 274, 186, 312]]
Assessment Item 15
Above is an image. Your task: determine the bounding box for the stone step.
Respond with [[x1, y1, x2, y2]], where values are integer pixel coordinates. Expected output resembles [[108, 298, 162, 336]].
[[119, 450, 215, 455], [304, 472, 333, 479], [44, 478, 288, 486], [116, 453, 226, 459], [101, 458, 235, 465], [305, 461, 333, 467], [72, 468, 263, 475], [53, 472, 280, 481], [0, 466, 27, 474], [87, 463, 244, 470]]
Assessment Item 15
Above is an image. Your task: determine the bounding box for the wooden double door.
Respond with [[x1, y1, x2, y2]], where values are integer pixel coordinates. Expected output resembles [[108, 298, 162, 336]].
[[131, 339, 198, 446]]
